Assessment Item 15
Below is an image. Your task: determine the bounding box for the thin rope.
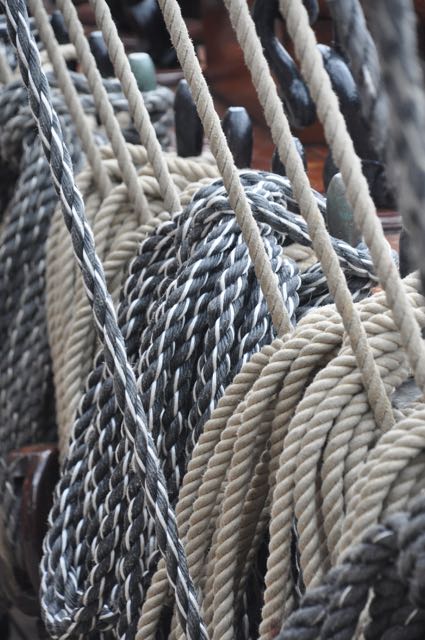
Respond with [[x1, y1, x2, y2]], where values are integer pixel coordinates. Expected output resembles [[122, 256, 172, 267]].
[[28, 0, 111, 199], [221, 0, 393, 444], [277, 0, 425, 400], [326, 0, 388, 153], [54, 0, 151, 221], [156, 0, 291, 336], [88, 0, 181, 214], [0, 1, 207, 638]]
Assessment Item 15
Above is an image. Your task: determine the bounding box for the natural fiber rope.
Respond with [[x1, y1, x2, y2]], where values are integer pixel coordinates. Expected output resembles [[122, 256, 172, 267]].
[[1, 1, 208, 638], [28, 0, 111, 199], [157, 0, 291, 336], [87, 0, 181, 214], [222, 0, 393, 438], [54, 0, 151, 220]]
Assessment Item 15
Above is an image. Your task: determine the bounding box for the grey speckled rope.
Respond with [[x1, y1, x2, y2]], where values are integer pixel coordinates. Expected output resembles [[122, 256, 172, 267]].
[[0, 1, 207, 639], [364, 0, 425, 293], [278, 495, 425, 640]]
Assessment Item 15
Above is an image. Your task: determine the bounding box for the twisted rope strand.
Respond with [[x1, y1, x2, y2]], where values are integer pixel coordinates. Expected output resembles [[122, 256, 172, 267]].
[[222, 0, 393, 440], [28, 0, 111, 199], [1, 1, 206, 638], [278, 0, 425, 396], [157, 0, 291, 336], [88, 0, 181, 213], [54, 0, 151, 220]]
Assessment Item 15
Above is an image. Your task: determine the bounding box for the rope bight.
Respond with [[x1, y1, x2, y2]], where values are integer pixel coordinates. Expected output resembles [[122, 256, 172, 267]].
[[0, 0, 425, 638]]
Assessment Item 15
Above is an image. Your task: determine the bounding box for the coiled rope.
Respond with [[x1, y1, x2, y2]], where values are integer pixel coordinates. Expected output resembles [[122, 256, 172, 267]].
[[278, 492, 425, 640], [1, 0, 210, 638]]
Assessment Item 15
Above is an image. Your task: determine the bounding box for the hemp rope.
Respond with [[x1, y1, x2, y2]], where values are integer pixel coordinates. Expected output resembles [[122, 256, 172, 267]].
[[87, 0, 181, 215], [157, 0, 291, 336], [139, 273, 424, 640], [364, 0, 425, 292], [41, 159, 380, 639], [54, 0, 151, 220], [29, 0, 111, 199], [2, 1, 208, 638]]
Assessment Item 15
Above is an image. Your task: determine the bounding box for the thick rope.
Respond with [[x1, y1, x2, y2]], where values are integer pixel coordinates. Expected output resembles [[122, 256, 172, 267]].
[[278, 494, 425, 640], [28, 0, 111, 199], [47, 148, 220, 457], [54, 0, 151, 220], [157, 0, 291, 336], [364, 0, 425, 293], [136, 273, 424, 640], [87, 0, 181, 214], [1, 1, 207, 638]]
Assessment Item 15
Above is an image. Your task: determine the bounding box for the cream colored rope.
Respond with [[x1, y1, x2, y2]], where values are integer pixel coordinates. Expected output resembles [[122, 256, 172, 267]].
[[88, 0, 181, 214], [55, 0, 151, 219], [156, 0, 292, 336], [29, 0, 111, 199]]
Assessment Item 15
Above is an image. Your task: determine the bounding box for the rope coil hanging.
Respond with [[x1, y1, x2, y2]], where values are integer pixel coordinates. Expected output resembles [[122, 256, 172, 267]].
[[0, 0, 425, 638]]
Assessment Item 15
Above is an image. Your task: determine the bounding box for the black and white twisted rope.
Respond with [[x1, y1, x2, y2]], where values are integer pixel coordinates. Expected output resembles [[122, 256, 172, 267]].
[[1, 1, 207, 639], [40, 169, 386, 638], [278, 495, 425, 640]]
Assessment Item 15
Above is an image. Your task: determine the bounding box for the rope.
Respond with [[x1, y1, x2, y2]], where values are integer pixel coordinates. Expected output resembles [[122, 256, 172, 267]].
[[54, 0, 151, 220], [277, 0, 425, 415], [157, 0, 291, 336], [364, 0, 425, 293], [87, 0, 181, 214], [140, 273, 424, 640], [222, 0, 394, 437], [1, 1, 207, 638], [326, 0, 388, 152], [278, 493, 425, 640], [47, 148, 220, 457], [28, 0, 111, 199]]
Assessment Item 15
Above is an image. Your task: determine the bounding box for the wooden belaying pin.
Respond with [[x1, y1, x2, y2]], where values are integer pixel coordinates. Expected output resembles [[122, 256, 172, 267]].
[[399, 227, 417, 278], [222, 106, 253, 169], [174, 79, 203, 158], [88, 31, 114, 78], [326, 172, 361, 246], [50, 10, 69, 45], [128, 52, 157, 92], [272, 137, 307, 176]]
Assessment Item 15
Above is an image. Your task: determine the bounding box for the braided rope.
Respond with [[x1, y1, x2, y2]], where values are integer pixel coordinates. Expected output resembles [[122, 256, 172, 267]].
[[1, 1, 207, 638]]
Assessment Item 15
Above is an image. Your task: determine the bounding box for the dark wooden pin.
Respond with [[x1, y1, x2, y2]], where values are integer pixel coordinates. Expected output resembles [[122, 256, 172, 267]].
[[174, 79, 203, 157], [271, 136, 307, 176], [88, 31, 114, 78], [222, 107, 253, 169]]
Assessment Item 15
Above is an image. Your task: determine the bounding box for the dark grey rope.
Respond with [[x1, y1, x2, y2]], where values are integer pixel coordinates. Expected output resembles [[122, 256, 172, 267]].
[[278, 495, 425, 640], [362, 0, 425, 293], [1, 1, 207, 639]]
